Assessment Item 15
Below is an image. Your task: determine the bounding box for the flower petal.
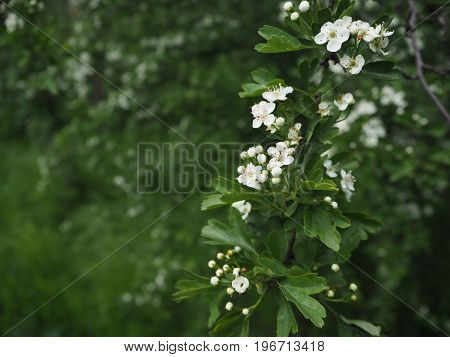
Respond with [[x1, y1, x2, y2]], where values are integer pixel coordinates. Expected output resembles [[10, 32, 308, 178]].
[[314, 31, 328, 45], [252, 118, 262, 128], [327, 39, 342, 52]]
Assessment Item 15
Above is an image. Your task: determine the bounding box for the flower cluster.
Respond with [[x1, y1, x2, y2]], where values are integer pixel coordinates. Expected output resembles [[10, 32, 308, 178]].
[[324, 159, 356, 201], [283, 1, 310, 21], [318, 92, 355, 117], [207, 247, 252, 315], [237, 85, 300, 189], [313, 16, 394, 75]]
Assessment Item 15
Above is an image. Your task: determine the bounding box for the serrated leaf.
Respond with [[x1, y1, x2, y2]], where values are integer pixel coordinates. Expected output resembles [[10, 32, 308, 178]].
[[209, 312, 249, 337], [173, 279, 213, 302], [303, 206, 342, 251], [256, 257, 289, 277], [201, 194, 228, 211], [278, 274, 327, 328], [201, 209, 256, 254], [255, 25, 316, 53], [277, 295, 298, 336]]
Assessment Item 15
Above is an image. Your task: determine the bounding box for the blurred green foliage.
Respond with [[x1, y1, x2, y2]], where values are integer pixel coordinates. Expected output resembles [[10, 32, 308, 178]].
[[0, 0, 448, 336]]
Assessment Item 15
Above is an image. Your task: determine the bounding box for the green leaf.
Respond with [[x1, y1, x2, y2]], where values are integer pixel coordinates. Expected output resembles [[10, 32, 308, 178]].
[[255, 257, 289, 277], [251, 68, 276, 84], [255, 25, 317, 53], [285, 201, 299, 217], [173, 279, 213, 302], [208, 293, 224, 327], [303, 206, 343, 251], [277, 295, 298, 337], [335, 0, 356, 18], [264, 230, 288, 261], [201, 194, 228, 211], [210, 312, 249, 337], [363, 61, 401, 81], [201, 209, 256, 254], [278, 274, 327, 328], [340, 316, 382, 336], [302, 179, 338, 192]]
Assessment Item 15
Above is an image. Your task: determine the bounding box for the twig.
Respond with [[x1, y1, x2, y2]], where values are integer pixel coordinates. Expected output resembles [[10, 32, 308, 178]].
[[284, 228, 296, 265], [407, 0, 450, 124]]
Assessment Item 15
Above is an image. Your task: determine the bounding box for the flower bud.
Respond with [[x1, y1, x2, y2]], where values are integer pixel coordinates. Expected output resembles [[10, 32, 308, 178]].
[[242, 308, 250, 315], [299, 1, 310, 13], [226, 287, 234, 295], [324, 196, 332, 203], [349, 283, 358, 292], [210, 276, 219, 286], [271, 167, 283, 177], [259, 173, 268, 183], [216, 269, 224, 277], [225, 302, 233, 311], [257, 154, 267, 164], [351, 294, 358, 302], [272, 177, 281, 184], [290, 12, 299, 21], [275, 117, 285, 126], [217, 252, 225, 260], [234, 246, 241, 253], [233, 267, 240, 277], [223, 264, 230, 272], [331, 201, 338, 209], [247, 147, 256, 157], [208, 260, 216, 269], [283, 1, 293, 11], [255, 145, 263, 154], [237, 166, 245, 174], [240, 151, 248, 159], [331, 263, 340, 272], [327, 290, 335, 298]]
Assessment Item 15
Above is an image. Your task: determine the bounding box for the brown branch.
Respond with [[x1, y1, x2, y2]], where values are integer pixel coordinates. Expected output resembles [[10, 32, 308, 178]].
[[407, 0, 450, 124], [284, 228, 296, 265]]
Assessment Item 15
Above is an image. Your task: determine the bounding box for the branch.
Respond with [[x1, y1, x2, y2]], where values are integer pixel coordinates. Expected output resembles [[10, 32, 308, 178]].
[[407, 0, 450, 124], [284, 228, 296, 265]]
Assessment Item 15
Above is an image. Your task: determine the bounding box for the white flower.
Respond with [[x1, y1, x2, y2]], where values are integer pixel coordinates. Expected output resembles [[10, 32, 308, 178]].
[[331, 264, 340, 272], [232, 200, 252, 220], [271, 166, 282, 178], [327, 290, 335, 298], [328, 60, 345, 74], [259, 173, 268, 183], [324, 196, 332, 203], [208, 260, 216, 269], [210, 276, 220, 286], [217, 252, 225, 260], [349, 20, 378, 42], [340, 54, 365, 74], [227, 287, 235, 295], [323, 159, 338, 178], [237, 166, 245, 174], [283, 1, 293, 11], [240, 151, 248, 159], [237, 163, 263, 190], [299, 1, 310, 13], [251, 101, 276, 129], [287, 123, 303, 145], [314, 19, 351, 52], [242, 308, 250, 315], [233, 267, 240, 277], [266, 117, 286, 133], [272, 177, 281, 184], [262, 85, 293, 102], [225, 302, 234, 311], [216, 269, 224, 277], [290, 12, 299, 21], [340, 169, 356, 201], [318, 101, 331, 117], [257, 154, 267, 164], [4, 13, 24, 33], [267, 142, 295, 169], [234, 246, 241, 253], [232, 276, 250, 294], [334, 93, 355, 111], [349, 283, 358, 292], [223, 264, 230, 272], [331, 201, 338, 209]]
